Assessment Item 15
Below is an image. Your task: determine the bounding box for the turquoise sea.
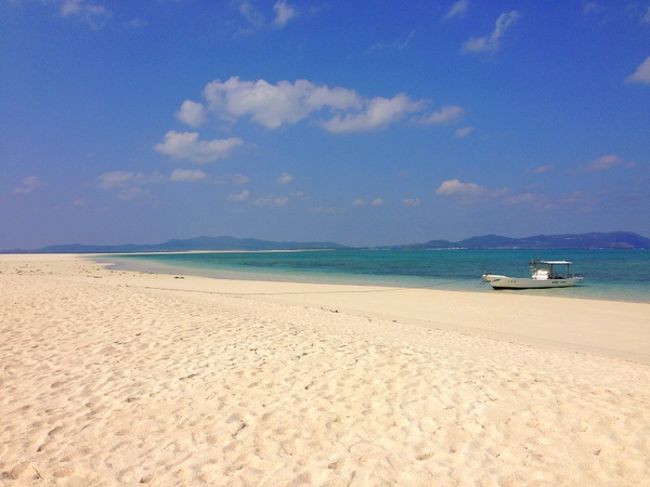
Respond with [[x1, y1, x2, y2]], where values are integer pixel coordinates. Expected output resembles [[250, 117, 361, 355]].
[[105, 249, 650, 303]]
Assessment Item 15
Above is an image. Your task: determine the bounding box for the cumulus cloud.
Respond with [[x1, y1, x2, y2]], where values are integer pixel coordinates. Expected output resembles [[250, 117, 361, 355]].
[[421, 105, 464, 125], [436, 178, 488, 198], [203, 77, 361, 129], [59, 0, 110, 29], [626, 56, 650, 85], [273, 0, 297, 28], [586, 154, 624, 172], [401, 197, 421, 207], [323, 94, 423, 133], [445, 0, 469, 20], [454, 126, 474, 138], [169, 169, 207, 183], [98, 171, 163, 189], [461, 10, 519, 54], [277, 172, 293, 184], [13, 176, 42, 194], [154, 131, 243, 163], [228, 189, 251, 202], [176, 100, 206, 127], [370, 197, 384, 207]]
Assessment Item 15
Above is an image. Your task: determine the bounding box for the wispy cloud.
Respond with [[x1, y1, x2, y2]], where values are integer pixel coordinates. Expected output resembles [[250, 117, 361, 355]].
[[421, 105, 464, 125], [370, 197, 384, 207], [626, 56, 650, 85], [255, 195, 289, 207], [582, 2, 605, 15], [232, 173, 250, 185], [401, 197, 421, 207], [228, 189, 251, 202], [531, 164, 553, 174], [461, 10, 519, 54], [454, 126, 473, 138], [13, 176, 43, 194], [352, 198, 366, 207], [586, 154, 624, 172], [367, 30, 415, 53], [445, 0, 469, 20], [308, 206, 343, 214], [98, 171, 164, 189], [59, 0, 110, 29], [643, 6, 650, 24], [277, 172, 293, 184], [154, 131, 243, 163], [169, 169, 207, 183], [273, 0, 297, 28], [176, 100, 206, 127]]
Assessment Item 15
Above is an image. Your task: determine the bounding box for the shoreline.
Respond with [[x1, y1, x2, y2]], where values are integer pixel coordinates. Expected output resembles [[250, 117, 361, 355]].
[[1, 253, 649, 484], [97, 251, 650, 305]]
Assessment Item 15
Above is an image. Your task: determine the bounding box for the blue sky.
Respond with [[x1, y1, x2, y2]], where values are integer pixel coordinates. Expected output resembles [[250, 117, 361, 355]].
[[1, 0, 649, 248]]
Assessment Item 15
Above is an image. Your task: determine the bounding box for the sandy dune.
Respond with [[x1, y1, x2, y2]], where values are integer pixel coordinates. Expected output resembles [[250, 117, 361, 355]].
[[1, 254, 649, 485]]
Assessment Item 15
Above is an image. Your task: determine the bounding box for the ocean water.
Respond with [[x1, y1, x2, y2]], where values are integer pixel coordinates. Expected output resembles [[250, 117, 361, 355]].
[[105, 249, 650, 303]]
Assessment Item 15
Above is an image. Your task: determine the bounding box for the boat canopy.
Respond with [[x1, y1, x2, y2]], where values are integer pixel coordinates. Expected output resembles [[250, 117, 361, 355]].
[[534, 260, 572, 265]]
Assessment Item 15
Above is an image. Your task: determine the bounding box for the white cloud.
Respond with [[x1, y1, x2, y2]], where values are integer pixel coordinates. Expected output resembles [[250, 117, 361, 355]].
[[626, 56, 650, 85], [278, 172, 293, 184], [255, 195, 289, 207], [170, 169, 206, 183], [370, 197, 384, 207], [422, 105, 464, 125], [323, 94, 423, 133], [461, 10, 519, 54], [352, 198, 366, 206], [154, 131, 243, 163], [586, 154, 624, 172], [176, 100, 206, 127], [445, 0, 469, 20], [228, 189, 251, 202], [232, 173, 250, 185], [13, 176, 42, 194], [401, 197, 421, 207], [203, 77, 361, 129], [98, 171, 163, 189], [273, 0, 297, 28], [455, 126, 473, 138], [59, 0, 110, 29], [436, 178, 487, 197]]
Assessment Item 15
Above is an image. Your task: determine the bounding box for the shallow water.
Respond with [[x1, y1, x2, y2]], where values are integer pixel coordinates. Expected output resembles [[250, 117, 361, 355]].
[[104, 248, 650, 303]]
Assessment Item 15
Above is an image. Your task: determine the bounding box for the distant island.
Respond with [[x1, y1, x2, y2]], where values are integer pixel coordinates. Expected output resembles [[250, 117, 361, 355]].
[[3, 231, 650, 253], [389, 231, 650, 250]]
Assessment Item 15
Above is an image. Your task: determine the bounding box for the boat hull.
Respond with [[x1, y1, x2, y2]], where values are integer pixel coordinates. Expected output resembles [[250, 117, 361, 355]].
[[490, 277, 581, 289]]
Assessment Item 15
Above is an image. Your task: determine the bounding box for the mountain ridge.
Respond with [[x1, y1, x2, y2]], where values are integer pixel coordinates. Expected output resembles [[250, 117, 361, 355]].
[[3, 231, 649, 253]]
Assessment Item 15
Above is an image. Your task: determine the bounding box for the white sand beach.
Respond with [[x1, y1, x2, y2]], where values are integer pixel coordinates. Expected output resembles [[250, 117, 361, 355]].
[[1, 254, 649, 486]]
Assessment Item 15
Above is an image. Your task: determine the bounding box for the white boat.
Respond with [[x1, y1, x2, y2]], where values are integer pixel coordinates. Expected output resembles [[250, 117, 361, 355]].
[[482, 260, 584, 289]]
